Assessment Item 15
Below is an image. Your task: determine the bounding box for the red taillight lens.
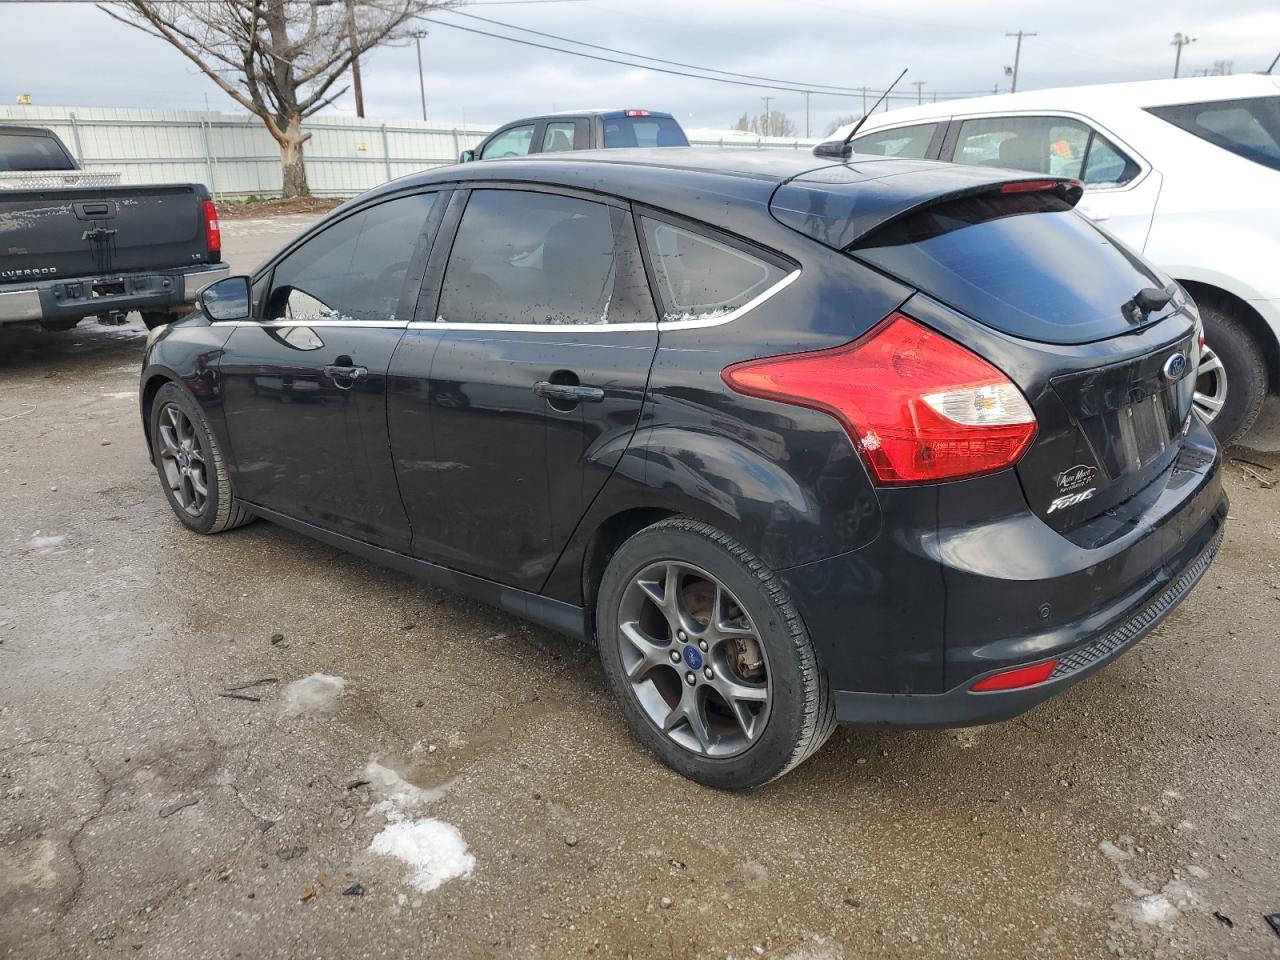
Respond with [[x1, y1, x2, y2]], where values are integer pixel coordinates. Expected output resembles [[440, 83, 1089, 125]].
[[624, 109, 652, 117], [1001, 179, 1060, 194], [969, 659, 1058, 692], [721, 313, 1038, 484], [202, 199, 221, 254]]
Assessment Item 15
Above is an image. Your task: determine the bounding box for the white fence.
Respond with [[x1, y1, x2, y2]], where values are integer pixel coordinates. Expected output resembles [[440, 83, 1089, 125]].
[[0, 106, 820, 199]]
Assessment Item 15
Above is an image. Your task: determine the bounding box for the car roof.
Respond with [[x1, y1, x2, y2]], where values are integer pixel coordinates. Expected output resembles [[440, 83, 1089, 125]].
[[0, 124, 60, 136], [352, 148, 1039, 249], [826, 73, 1280, 141], [492, 109, 678, 124]]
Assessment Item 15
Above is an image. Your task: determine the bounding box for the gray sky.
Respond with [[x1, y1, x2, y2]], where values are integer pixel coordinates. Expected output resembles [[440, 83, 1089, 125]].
[[4, 0, 1278, 135]]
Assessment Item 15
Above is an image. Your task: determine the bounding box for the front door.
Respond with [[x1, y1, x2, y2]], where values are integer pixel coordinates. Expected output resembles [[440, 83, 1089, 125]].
[[219, 191, 440, 549], [388, 187, 660, 589]]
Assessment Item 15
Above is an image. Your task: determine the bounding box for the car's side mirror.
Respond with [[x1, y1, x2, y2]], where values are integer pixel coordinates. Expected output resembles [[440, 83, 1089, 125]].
[[459, 149, 475, 163], [198, 275, 251, 322]]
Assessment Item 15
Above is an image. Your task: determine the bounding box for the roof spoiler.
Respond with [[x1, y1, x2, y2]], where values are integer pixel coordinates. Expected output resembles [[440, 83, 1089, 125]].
[[769, 166, 1084, 251]]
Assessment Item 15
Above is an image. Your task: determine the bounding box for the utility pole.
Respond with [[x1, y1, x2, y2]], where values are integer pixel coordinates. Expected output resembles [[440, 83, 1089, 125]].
[[761, 96, 773, 137], [414, 30, 428, 121], [860, 85, 868, 120], [1005, 30, 1037, 93], [804, 91, 810, 139], [346, 0, 365, 118], [1171, 32, 1197, 78], [912, 80, 926, 104]]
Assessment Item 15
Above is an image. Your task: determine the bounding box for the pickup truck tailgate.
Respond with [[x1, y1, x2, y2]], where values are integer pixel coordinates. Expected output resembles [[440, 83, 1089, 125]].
[[0, 184, 214, 282]]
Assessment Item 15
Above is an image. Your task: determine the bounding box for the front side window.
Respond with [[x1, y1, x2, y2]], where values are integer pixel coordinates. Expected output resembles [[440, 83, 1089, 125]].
[[437, 190, 654, 326], [640, 218, 788, 323], [542, 122, 577, 153], [953, 115, 1138, 185], [851, 123, 940, 159], [266, 193, 435, 322], [1147, 96, 1280, 171], [481, 124, 535, 159]]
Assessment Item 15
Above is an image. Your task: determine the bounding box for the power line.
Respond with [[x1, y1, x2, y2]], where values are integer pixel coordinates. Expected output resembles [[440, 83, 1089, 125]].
[[451, 9, 883, 95], [426, 14, 992, 102]]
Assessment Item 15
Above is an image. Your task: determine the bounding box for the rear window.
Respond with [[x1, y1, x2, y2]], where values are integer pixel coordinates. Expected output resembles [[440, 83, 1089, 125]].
[[603, 116, 688, 148], [0, 131, 75, 171], [641, 218, 788, 322], [851, 193, 1166, 345], [1146, 96, 1280, 171]]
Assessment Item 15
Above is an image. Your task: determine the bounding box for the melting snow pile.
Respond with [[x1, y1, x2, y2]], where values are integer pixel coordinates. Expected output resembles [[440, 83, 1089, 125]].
[[369, 817, 474, 893], [364, 759, 472, 893], [1100, 837, 1200, 926], [280, 673, 346, 716]]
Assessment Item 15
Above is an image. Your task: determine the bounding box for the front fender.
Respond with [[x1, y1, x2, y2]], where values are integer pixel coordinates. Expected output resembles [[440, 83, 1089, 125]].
[[139, 319, 235, 461]]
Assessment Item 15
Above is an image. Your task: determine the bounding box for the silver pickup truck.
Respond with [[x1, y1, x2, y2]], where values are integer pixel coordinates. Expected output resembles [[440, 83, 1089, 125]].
[[0, 125, 227, 331]]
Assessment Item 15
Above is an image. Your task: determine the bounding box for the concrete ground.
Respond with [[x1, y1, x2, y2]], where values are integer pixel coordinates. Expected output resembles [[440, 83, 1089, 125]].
[[2, 215, 1279, 960]]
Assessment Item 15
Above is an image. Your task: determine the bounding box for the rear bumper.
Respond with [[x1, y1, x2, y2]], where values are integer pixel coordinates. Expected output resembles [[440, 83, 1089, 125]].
[[0, 264, 227, 325], [832, 514, 1225, 726], [780, 417, 1226, 725]]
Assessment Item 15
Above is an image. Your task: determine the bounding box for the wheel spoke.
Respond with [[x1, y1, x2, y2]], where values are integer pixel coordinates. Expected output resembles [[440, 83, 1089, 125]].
[[682, 689, 713, 752], [189, 468, 208, 498], [1198, 353, 1223, 376], [158, 425, 180, 458], [619, 621, 670, 681], [1194, 392, 1224, 414]]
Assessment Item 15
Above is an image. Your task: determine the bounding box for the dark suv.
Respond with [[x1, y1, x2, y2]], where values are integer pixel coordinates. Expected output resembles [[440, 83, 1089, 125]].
[[460, 109, 688, 162], [141, 150, 1225, 789]]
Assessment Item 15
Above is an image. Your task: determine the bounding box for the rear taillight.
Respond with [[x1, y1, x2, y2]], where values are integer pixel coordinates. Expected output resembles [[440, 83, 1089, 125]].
[[624, 109, 652, 117], [202, 199, 221, 254], [721, 313, 1038, 484], [969, 659, 1057, 692]]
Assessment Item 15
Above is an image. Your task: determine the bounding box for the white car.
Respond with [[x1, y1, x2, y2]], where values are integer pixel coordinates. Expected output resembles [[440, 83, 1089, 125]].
[[817, 74, 1280, 443]]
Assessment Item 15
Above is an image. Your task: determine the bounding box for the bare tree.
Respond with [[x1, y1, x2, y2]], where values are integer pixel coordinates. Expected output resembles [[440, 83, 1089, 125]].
[[101, 0, 457, 197], [743, 110, 796, 138], [825, 113, 860, 137]]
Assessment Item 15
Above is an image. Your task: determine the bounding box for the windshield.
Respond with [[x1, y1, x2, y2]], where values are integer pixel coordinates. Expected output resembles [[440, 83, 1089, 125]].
[[0, 132, 76, 171], [851, 192, 1167, 345], [602, 116, 688, 148], [1146, 96, 1280, 171]]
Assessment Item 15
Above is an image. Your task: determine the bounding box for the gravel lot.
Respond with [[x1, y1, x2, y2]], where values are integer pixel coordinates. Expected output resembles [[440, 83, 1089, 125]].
[[3, 215, 1279, 960]]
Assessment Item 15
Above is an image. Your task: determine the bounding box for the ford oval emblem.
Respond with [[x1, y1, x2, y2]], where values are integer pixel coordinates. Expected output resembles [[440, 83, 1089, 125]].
[[1163, 353, 1187, 382], [682, 645, 703, 670]]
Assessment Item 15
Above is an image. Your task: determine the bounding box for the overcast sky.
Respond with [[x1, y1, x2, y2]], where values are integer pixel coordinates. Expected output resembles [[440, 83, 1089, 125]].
[[4, 0, 1278, 136]]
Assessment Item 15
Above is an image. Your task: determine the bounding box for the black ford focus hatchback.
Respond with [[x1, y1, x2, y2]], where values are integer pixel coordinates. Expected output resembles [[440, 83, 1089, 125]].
[[140, 149, 1225, 788]]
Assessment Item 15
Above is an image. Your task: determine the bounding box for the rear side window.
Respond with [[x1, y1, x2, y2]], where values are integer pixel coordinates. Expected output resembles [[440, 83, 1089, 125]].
[[0, 132, 75, 171], [603, 116, 689, 148], [851, 193, 1165, 345], [640, 218, 788, 323], [267, 193, 435, 322], [437, 190, 654, 326], [481, 124, 535, 159], [851, 123, 939, 159], [953, 116, 1139, 186], [542, 121, 577, 152], [1146, 96, 1280, 171]]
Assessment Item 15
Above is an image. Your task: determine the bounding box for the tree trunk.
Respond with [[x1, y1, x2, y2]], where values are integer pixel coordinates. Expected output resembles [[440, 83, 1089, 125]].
[[278, 116, 310, 198]]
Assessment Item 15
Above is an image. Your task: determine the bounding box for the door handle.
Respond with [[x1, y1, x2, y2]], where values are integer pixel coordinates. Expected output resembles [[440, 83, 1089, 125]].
[[324, 364, 368, 387], [532, 380, 605, 403]]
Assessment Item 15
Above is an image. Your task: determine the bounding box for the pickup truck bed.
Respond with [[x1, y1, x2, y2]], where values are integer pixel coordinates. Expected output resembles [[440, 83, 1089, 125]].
[[0, 125, 227, 330]]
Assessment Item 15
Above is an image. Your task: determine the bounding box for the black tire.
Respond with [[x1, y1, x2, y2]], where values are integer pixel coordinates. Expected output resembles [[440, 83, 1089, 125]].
[[149, 381, 255, 534], [596, 517, 835, 789], [1196, 299, 1267, 446]]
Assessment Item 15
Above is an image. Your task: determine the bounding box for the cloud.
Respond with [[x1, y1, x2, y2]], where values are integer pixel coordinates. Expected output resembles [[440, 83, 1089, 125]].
[[6, 0, 1277, 135]]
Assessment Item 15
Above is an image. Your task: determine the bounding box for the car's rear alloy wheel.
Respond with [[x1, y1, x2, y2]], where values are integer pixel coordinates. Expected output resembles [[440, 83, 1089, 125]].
[[149, 381, 255, 534], [617, 560, 772, 758], [597, 518, 835, 789]]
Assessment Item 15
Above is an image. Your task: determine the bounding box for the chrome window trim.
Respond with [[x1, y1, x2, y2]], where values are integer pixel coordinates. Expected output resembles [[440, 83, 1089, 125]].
[[211, 318, 410, 329], [407, 268, 801, 334], [657, 268, 801, 330]]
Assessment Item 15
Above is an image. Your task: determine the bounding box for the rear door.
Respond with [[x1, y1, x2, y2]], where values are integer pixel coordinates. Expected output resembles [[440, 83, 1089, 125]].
[[219, 190, 441, 549], [942, 113, 1162, 251], [388, 186, 659, 589]]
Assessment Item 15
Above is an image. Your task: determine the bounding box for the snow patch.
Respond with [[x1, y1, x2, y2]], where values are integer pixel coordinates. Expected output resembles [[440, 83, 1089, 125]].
[[1120, 879, 1197, 925], [280, 673, 346, 716], [364, 757, 469, 893], [29, 534, 66, 555], [368, 818, 474, 892]]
